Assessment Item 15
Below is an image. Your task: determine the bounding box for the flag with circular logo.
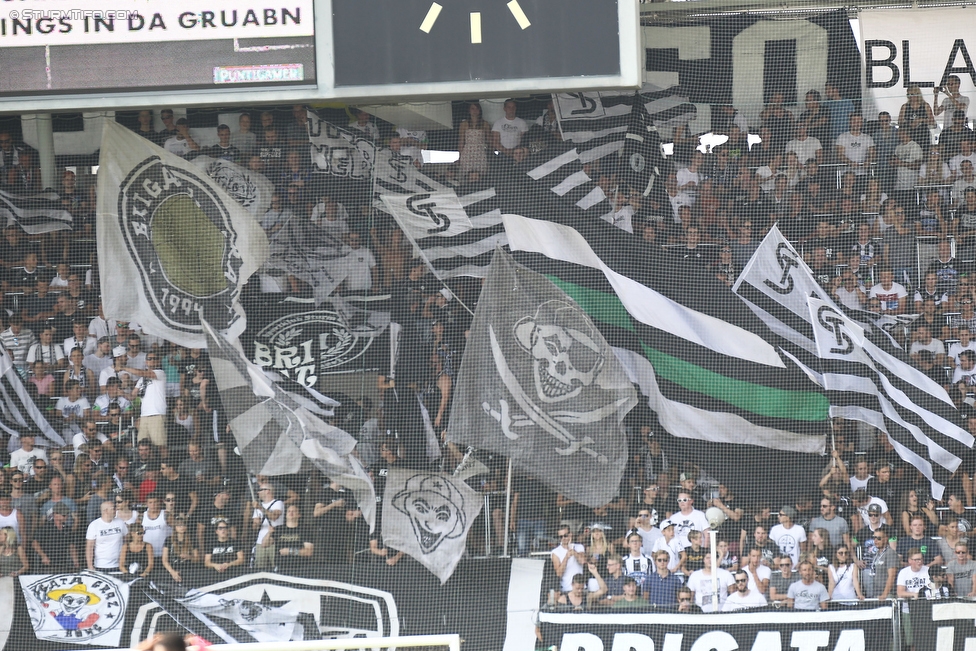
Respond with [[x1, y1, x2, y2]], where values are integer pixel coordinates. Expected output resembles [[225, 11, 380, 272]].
[[96, 121, 268, 348]]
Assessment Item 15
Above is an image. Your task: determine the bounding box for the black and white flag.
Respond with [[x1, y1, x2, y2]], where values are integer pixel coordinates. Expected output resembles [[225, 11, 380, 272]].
[[191, 156, 275, 217], [0, 342, 61, 446], [307, 111, 375, 181], [381, 469, 482, 584], [808, 297, 971, 498], [379, 189, 504, 279], [0, 189, 73, 234], [262, 216, 350, 304], [97, 121, 268, 348], [446, 249, 637, 508], [201, 318, 376, 530], [734, 227, 973, 498]]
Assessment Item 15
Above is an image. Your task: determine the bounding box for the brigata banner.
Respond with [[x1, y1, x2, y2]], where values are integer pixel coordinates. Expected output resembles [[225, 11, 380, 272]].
[[859, 8, 976, 123], [539, 606, 893, 651]]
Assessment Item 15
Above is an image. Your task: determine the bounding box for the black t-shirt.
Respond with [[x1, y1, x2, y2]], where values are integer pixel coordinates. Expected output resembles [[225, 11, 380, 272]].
[[35, 521, 77, 571], [209, 541, 241, 565], [159, 474, 196, 516], [275, 524, 312, 560], [514, 476, 551, 521], [193, 502, 238, 546]]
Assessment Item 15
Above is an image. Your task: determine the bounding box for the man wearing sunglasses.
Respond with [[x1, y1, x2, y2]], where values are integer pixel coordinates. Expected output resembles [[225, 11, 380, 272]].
[[723, 570, 767, 611], [863, 526, 900, 601], [125, 351, 167, 450]]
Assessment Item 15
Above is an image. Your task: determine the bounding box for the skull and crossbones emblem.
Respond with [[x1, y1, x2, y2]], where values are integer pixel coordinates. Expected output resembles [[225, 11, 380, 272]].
[[514, 300, 606, 403]]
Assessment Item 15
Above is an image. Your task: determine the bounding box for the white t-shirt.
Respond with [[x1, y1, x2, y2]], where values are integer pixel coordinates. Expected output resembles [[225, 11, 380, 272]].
[[723, 589, 767, 611], [744, 563, 772, 595], [676, 168, 701, 190], [9, 447, 47, 475], [836, 132, 875, 169], [628, 525, 663, 556], [252, 499, 284, 545], [340, 246, 377, 292], [688, 568, 735, 612], [64, 335, 97, 358], [769, 523, 807, 568], [395, 128, 426, 163], [163, 136, 193, 158], [56, 396, 90, 421], [93, 393, 132, 414], [552, 543, 585, 593], [894, 140, 924, 191], [850, 474, 873, 493], [785, 137, 822, 165], [897, 566, 930, 611], [137, 369, 167, 417], [651, 536, 683, 572], [71, 430, 108, 451], [949, 341, 976, 366], [491, 117, 529, 150], [27, 342, 64, 366], [671, 509, 709, 545], [869, 282, 908, 312], [940, 95, 971, 128], [142, 510, 170, 557], [910, 339, 946, 358], [950, 153, 976, 176], [86, 517, 128, 569]]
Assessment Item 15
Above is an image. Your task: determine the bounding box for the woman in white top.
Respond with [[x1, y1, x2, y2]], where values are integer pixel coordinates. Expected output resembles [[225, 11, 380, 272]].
[[828, 546, 863, 601], [115, 490, 138, 525]]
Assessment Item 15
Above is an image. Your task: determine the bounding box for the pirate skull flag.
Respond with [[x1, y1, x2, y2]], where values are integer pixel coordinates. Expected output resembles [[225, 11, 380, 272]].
[[447, 249, 637, 508], [381, 469, 483, 584]]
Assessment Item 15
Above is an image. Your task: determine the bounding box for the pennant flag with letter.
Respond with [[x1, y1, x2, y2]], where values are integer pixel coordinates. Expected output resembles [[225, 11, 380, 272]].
[[446, 249, 637, 508], [96, 121, 268, 348], [0, 343, 61, 445], [0, 189, 73, 234], [201, 318, 376, 530], [382, 468, 483, 584], [504, 214, 828, 453], [190, 155, 275, 217], [734, 226, 973, 498]]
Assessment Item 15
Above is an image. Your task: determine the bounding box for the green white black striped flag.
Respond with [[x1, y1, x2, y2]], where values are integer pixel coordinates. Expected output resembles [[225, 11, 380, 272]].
[[503, 213, 829, 454]]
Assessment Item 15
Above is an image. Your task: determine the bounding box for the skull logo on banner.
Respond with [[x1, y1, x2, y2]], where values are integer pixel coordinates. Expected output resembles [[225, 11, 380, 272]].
[[485, 300, 627, 461]]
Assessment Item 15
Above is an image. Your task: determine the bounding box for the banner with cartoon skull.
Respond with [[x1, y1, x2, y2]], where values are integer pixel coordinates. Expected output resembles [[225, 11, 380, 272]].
[[19, 572, 129, 646], [447, 249, 637, 508], [382, 469, 484, 584]]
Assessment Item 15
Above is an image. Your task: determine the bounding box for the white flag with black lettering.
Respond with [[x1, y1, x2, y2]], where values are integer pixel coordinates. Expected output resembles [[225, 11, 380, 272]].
[[382, 468, 482, 584]]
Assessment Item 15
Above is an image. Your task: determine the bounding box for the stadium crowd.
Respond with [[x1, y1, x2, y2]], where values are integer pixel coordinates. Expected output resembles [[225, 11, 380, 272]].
[[0, 83, 970, 630]]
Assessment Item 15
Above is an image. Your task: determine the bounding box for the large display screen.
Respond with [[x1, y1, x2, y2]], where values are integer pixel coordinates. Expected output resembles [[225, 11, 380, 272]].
[[0, 0, 315, 96]]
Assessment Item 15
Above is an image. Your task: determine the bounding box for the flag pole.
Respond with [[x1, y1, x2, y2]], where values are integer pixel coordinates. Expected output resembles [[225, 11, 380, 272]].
[[502, 458, 513, 557]]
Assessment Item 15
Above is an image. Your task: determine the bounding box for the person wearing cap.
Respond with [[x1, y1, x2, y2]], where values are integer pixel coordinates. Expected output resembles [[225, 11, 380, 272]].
[[651, 518, 682, 572], [32, 501, 78, 571], [770, 505, 807, 570], [83, 335, 114, 377], [919, 564, 953, 598], [851, 488, 892, 533], [99, 344, 135, 395]]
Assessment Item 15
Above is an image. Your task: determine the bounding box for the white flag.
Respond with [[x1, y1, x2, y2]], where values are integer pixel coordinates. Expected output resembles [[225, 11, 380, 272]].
[[382, 469, 482, 584], [96, 121, 268, 348]]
